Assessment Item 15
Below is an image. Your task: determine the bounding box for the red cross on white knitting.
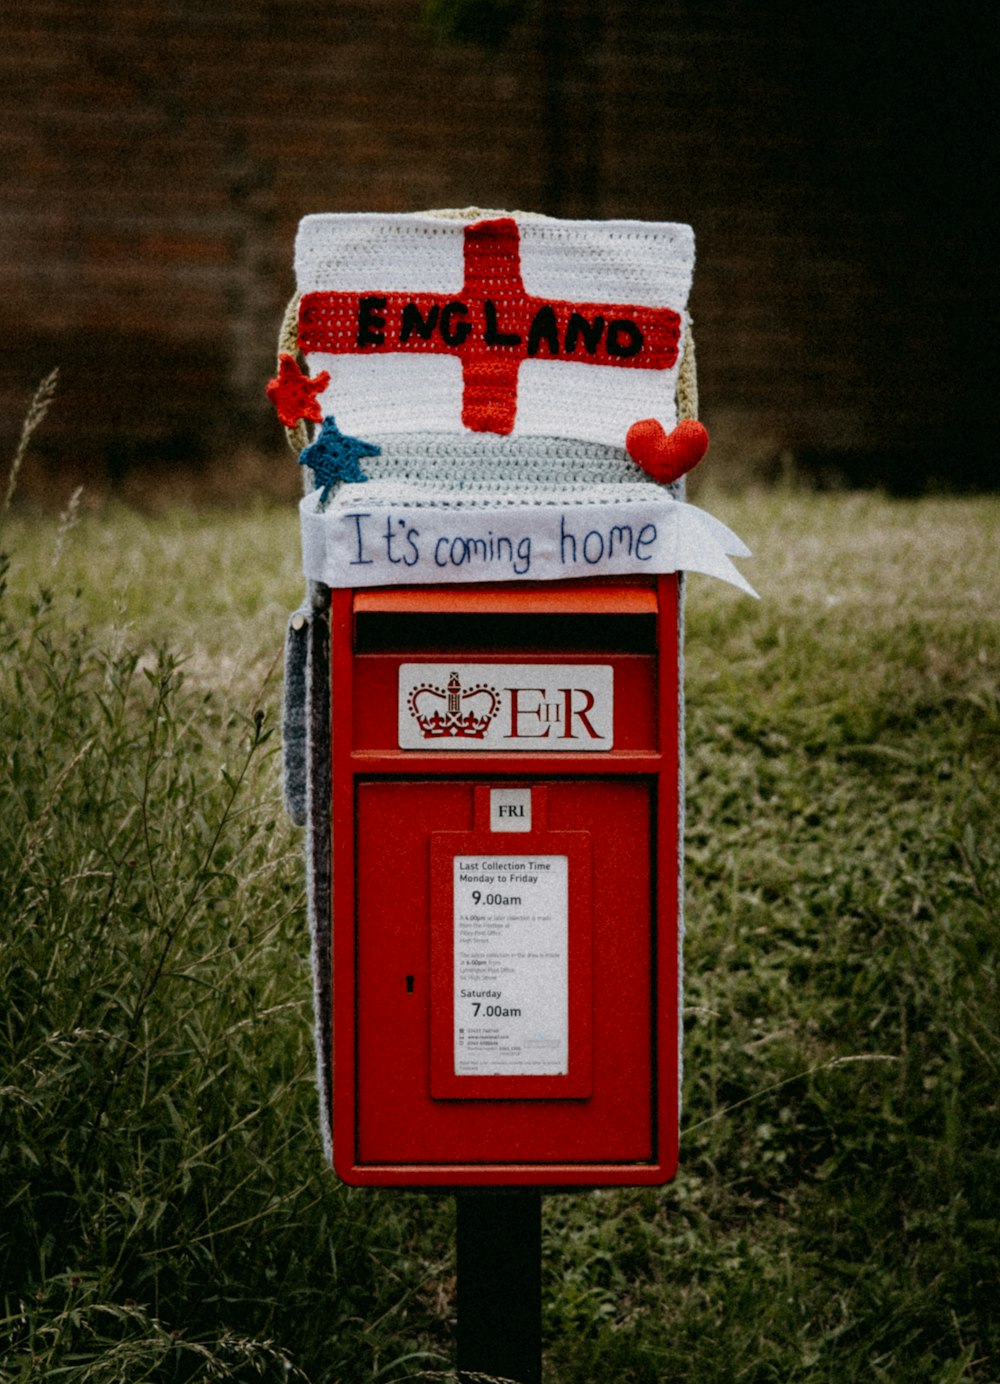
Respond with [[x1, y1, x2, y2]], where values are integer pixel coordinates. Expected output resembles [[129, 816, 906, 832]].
[[297, 217, 683, 435]]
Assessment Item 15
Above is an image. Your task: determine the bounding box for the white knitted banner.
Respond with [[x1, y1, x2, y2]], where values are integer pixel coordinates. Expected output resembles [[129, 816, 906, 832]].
[[300, 484, 756, 595], [294, 213, 695, 450]]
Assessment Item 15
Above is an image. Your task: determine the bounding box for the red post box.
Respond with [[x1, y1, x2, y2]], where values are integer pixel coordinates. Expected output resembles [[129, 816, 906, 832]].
[[327, 575, 682, 1187], [274, 209, 754, 1198]]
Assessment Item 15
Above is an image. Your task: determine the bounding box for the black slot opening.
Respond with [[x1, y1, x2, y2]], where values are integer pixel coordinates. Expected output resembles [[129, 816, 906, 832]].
[[354, 611, 656, 653]]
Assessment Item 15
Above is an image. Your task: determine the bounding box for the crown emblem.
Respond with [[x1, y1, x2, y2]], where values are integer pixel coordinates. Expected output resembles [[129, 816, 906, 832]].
[[407, 670, 500, 740]]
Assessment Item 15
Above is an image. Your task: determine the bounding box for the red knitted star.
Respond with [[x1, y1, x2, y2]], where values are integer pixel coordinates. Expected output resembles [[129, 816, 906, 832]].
[[265, 353, 330, 427]]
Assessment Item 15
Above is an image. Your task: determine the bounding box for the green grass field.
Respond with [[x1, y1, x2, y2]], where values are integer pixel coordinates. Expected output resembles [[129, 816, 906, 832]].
[[2, 486, 998, 1382]]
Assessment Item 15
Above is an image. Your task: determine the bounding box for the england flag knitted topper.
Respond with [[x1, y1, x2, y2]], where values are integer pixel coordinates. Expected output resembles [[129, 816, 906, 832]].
[[268, 208, 754, 595]]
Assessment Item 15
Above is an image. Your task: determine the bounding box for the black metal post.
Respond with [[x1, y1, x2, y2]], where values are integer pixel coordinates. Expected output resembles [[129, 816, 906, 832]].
[[456, 1191, 542, 1384]]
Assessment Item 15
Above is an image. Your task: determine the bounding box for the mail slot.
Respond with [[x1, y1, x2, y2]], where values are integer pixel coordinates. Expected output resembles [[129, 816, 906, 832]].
[[327, 574, 682, 1187]]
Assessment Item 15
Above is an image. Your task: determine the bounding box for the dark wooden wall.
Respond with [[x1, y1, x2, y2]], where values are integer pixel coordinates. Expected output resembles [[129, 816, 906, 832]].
[[1, 0, 993, 493]]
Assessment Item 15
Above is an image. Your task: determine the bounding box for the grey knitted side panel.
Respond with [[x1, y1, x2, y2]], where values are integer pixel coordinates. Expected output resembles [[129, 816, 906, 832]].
[[281, 588, 331, 1157], [281, 608, 310, 827], [299, 582, 333, 1163]]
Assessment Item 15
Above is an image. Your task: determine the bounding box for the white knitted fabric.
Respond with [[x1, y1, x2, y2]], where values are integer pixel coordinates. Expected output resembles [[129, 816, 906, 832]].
[[291, 209, 753, 592], [294, 211, 694, 463], [356, 432, 652, 491]]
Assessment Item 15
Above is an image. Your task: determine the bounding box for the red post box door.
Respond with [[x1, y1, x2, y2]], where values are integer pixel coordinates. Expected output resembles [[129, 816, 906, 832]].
[[354, 777, 656, 1172]]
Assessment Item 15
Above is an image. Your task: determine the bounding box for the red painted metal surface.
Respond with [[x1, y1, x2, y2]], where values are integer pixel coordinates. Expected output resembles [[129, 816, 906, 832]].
[[328, 575, 681, 1186], [352, 577, 659, 616]]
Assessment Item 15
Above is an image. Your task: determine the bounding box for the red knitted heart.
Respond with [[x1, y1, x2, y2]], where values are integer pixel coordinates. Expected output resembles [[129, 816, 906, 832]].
[[626, 418, 709, 484]]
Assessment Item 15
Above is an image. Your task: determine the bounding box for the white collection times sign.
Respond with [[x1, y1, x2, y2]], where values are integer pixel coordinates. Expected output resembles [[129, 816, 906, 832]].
[[452, 854, 569, 1077]]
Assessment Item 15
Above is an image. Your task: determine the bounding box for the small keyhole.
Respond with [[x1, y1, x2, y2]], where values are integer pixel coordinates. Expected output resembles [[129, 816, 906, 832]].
[[406, 975, 415, 993]]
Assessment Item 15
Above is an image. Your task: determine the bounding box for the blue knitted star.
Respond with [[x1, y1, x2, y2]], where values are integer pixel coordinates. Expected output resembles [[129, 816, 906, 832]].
[[299, 416, 381, 502]]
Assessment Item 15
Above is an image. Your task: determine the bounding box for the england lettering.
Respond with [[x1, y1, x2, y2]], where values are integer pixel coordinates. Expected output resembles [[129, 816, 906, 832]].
[[330, 293, 646, 361]]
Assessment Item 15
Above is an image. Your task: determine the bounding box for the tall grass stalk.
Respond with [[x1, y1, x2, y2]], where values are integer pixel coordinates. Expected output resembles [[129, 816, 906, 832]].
[[1, 369, 59, 517]]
